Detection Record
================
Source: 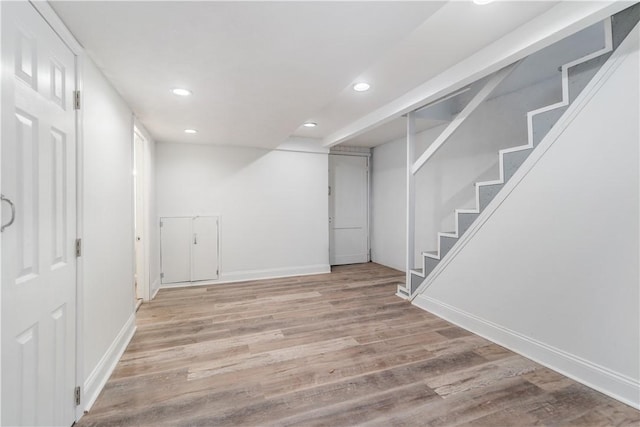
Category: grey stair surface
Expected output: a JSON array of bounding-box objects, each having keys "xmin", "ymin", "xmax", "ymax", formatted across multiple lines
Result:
[
  {"xmin": 478, "ymin": 183, "xmax": 503, "ymax": 211},
  {"xmin": 568, "ymin": 54, "xmax": 610, "ymax": 103},
  {"xmin": 503, "ymin": 148, "xmax": 533, "ymax": 182},
  {"xmin": 531, "ymin": 107, "xmax": 568, "ymax": 147},
  {"xmin": 406, "ymin": 5, "xmax": 639, "ymax": 297},
  {"xmin": 439, "ymin": 235, "xmax": 458, "ymax": 258},
  {"xmin": 457, "ymin": 212, "xmax": 480, "ymax": 237}
]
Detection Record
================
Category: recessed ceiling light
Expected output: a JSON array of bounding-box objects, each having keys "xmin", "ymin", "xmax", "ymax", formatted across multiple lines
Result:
[
  {"xmin": 353, "ymin": 82, "xmax": 370, "ymax": 92},
  {"xmin": 172, "ymin": 88, "xmax": 192, "ymax": 96},
  {"xmin": 184, "ymin": 129, "xmax": 198, "ymax": 134},
  {"xmin": 473, "ymin": 0, "xmax": 494, "ymax": 4},
  {"xmin": 303, "ymin": 122, "xmax": 317, "ymax": 128}
]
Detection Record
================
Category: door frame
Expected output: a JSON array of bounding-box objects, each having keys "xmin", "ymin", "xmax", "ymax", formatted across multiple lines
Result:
[
  {"xmin": 133, "ymin": 125, "xmax": 150, "ymax": 301},
  {"xmin": 328, "ymin": 152, "xmax": 371, "ymax": 265},
  {"xmin": 28, "ymin": 1, "xmax": 86, "ymax": 421}
]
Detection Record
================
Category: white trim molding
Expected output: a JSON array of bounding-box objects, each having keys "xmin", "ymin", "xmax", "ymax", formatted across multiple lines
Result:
[
  {"xmin": 82, "ymin": 313, "xmax": 136, "ymax": 414},
  {"xmin": 160, "ymin": 264, "xmax": 331, "ymax": 289},
  {"xmin": 414, "ymin": 295, "xmax": 640, "ymax": 409}
]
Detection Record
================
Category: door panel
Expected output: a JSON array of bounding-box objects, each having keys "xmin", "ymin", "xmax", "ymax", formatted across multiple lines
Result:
[
  {"xmin": 160, "ymin": 217, "xmax": 192, "ymax": 284},
  {"xmin": 192, "ymin": 217, "xmax": 219, "ymax": 282},
  {"xmin": 329, "ymin": 155, "xmax": 369, "ymax": 265},
  {"xmin": 1, "ymin": 2, "xmax": 77, "ymax": 426}
]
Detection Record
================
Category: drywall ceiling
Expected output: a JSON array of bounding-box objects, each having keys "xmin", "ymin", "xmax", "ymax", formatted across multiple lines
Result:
[
  {"xmin": 346, "ymin": 18, "xmax": 607, "ymax": 148},
  {"xmin": 51, "ymin": 1, "xmax": 563, "ymax": 149}
]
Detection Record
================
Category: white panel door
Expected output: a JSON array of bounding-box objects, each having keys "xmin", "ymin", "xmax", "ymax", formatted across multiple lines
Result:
[
  {"xmin": 134, "ymin": 131, "xmax": 146, "ymax": 299},
  {"xmin": 192, "ymin": 216, "xmax": 219, "ymax": 282},
  {"xmin": 160, "ymin": 217, "xmax": 192, "ymax": 284},
  {"xmin": 329, "ymin": 155, "xmax": 369, "ymax": 265},
  {"xmin": 1, "ymin": 2, "xmax": 77, "ymax": 426}
]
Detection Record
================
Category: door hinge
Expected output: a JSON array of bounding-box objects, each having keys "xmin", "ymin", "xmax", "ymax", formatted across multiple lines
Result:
[
  {"xmin": 74, "ymin": 386, "xmax": 81, "ymax": 406},
  {"xmin": 74, "ymin": 90, "xmax": 81, "ymax": 110},
  {"xmin": 160, "ymin": 220, "xmax": 163, "ymax": 227},
  {"xmin": 328, "ymin": 186, "xmax": 331, "ymax": 196},
  {"xmin": 75, "ymin": 238, "xmax": 82, "ymax": 257},
  {"xmin": 161, "ymin": 272, "xmax": 164, "ymax": 279}
]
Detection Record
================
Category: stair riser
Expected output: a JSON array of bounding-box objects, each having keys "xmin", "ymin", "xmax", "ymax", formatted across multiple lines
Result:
[
  {"xmin": 568, "ymin": 54, "xmax": 610, "ymax": 103},
  {"xmin": 478, "ymin": 184, "xmax": 503, "ymax": 211},
  {"xmin": 531, "ymin": 107, "xmax": 567, "ymax": 147},
  {"xmin": 502, "ymin": 149, "xmax": 533, "ymax": 182},
  {"xmin": 457, "ymin": 212, "xmax": 479, "ymax": 237},
  {"xmin": 612, "ymin": 3, "xmax": 640, "ymax": 51},
  {"xmin": 440, "ymin": 236, "xmax": 458, "ymax": 258},
  {"xmin": 410, "ymin": 273, "xmax": 423, "ymax": 294},
  {"xmin": 423, "ymin": 257, "xmax": 439, "ymax": 278}
]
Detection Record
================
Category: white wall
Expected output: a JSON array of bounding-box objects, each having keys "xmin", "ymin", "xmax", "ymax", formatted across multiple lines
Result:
[
  {"xmin": 81, "ymin": 58, "xmax": 136, "ymax": 407},
  {"xmin": 156, "ymin": 142, "xmax": 330, "ymax": 283},
  {"xmin": 416, "ymin": 33, "xmax": 639, "ymax": 407},
  {"xmin": 372, "ymin": 77, "xmax": 560, "ymax": 270}
]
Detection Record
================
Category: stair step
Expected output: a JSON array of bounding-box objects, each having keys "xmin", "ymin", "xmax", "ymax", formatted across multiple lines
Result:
[
  {"xmin": 439, "ymin": 235, "xmax": 458, "ymax": 258},
  {"xmin": 478, "ymin": 182, "xmax": 503, "ymax": 211},
  {"xmin": 612, "ymin": 3, "xmax": 640, "ymax": 51},
  {"xmin": 423, "ymin": 251, "xmax": 439, "ymax": 259},
  {"xmin": 531, "ymin": 107, "xmax": 568, "ymax": 147},
  {"xmin": 502, "ymin": 148, "xmax": 533, "ymax": 182},
  {"xmin": 457, "ymin": 211, "xmax": 479, "ymax": 237},
  {"xmin": 410, "ymin": 270, "xmax": 424, "ymax": 294},
  {"xmin": 396, "ymin": 285, "xmax": 410, "ymax": 299},
  {"xmin": 568, "ymin": 54, "xmax": 610, "ymax": 103}
]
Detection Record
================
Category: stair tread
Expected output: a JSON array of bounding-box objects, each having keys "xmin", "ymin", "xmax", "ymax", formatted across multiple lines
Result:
[{"xmin": 423, "ymin": 251, "xmax": 439, "ymax": 260}]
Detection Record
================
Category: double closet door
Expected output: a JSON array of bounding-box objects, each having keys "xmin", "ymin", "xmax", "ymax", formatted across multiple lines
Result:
[{"xmin": 160, "ymin": 216, "xmax": 219, "ymax": 284}]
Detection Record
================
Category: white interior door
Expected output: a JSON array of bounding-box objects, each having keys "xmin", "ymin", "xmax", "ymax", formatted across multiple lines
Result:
[
  {"xmin": 192, "ymin": 216, "xmax": 219, "ymax": 282},
  {"xmin": 329, "ymin": 155, "xmax": 369, "ymax": 265},
  {"xmin": 160, "ymin": 217, "xmax": 192, "ymax": 284},
  {"xmin": 1, "ymin": 2, "xmax": 77, "ymax": 425},
  {"xmin": 134, "ymin": 131, "xmax": 146, "ymax": 299}
]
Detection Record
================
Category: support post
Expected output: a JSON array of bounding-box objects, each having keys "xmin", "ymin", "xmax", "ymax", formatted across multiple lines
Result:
[{"xmin": 405, "ymin": 112, "xmax": 416, "ymax": 290}]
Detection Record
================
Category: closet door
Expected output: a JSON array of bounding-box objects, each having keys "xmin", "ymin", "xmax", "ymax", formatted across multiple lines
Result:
[
  {"xmin": 160, "ymin": 217, "xmax": 191, "ymax": 284},
  {"xmin": 192, "ymin": 216, "xmax": 219, "ymax": 282}
]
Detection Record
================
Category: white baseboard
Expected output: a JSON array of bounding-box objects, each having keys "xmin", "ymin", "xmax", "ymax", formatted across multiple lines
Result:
[
  {"xmin": 150, "ymin": 277, "xmax": 160, "ymax": 300},
  {"xmin": 413, "ymin": 295, "xmax": 640, "ymax": 410},
  {"xmin": 160, "ymin": 264, "xmax": 331, "ymax": 289},
  {"xmin": 82, "ymin": 313, "xmax": 136, "ymax": 413}
]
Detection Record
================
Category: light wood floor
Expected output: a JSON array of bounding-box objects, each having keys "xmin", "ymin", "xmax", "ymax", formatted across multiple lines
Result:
[{"xmin": 78, "ymin": 263, "xmax": 639, "ymax": 426}]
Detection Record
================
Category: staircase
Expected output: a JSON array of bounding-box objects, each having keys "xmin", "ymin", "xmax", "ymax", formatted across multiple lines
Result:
[{"xmin": 399, "ymin": 4, "xmax": 640, "ymax": 300}]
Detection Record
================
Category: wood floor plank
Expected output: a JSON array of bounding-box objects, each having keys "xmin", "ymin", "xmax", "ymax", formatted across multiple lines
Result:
[{"xmin": 76, "ymin": 263, "xmax": 639, "ymax": 426}]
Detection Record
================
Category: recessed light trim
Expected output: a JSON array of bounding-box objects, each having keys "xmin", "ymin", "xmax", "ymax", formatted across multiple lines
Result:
[
  {"xmin": 184, "ymin": 129, "xmax": 198, "ymax": 134},
  {"xmin": 303, "ymin": 122, "xmax": 317, "ymax": 128},
  {"xmin": 172, "ymin": 88, "xmax": 192, "ymax": 96},
  {"xmin": 353, "ymin": 82, "xmax": 371, "ymax": 92},
  {"xmin": 473, "ymin": 0, "xmax": 494, "ymax": 4}
]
